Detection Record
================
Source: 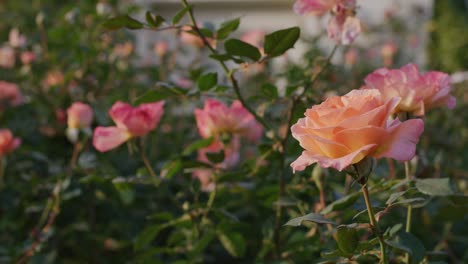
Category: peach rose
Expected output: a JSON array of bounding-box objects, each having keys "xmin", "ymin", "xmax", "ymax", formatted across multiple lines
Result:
[
  {"xmin": 291, "ymin": 89, "xmax": 424, "ymax": 172},
  {"xmin": 194, "ymin": 99, "xmax": 263, "ymax": 143},
  {"xmin": 0, "ymin": 129, "xmax": 21, "ymax": 156},
  {"xmin": 93, "ymin": 101, "xmax": 165, "ymax": 152},
  {"xmin": 362, "ymin": 64, "xmax": 456, "ymax": 116}
]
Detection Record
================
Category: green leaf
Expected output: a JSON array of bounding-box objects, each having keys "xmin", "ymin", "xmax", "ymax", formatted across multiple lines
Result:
[
  {"xmin": 134, "ymin": 87, "xmax": 186, "ymax": 104},
  {"xmin": 182, "ymin": 137, "xmax": 214, "ymax": 156},
  {"xmin": 113, "ymin": 182, "xmax": 135, "ymax": 205},
  {"xmin": 387, "ymin": 232, "xmax": 426, "ymax": 264},
  {"xmin": 101, "ymin": 15, "xmax": 143, "ymax": 30},
  {"xmin": 264, "ymin": 27, "xmax": 300, "ymax": 57},
  {"xmin": 284, "ymin": 213, "xmax": 336, "ymax": 227},
  {"xmin": 172, "ymin": 5, "xmax": 191, "ymax": 24},
  {"xmin": 261, "ymin": 83, "xmax": 278, "ymax": 99},
  {"xmin": 217, "ymin": 18, "xmax": 240, "ymax": 40},
  {"xmin": 197, "ymin": 72, "xmax": 218, "ymax": 91},
  {"xmin": 146, "ymin": 11, "xmax": 165, "ymax": 28},
  {"xmin": 217, "ymin": 231, "xmax": 246, "ymax": 258},
  {"xmin": 336, "ymin": 225, "xmax": 359, "ymax": 255},
  {"xmin": 321, "ymin": 192, "xmax": 361, "ymax": 214},
  {"xmin": 272, "ymin": 197, "xmax": 298, "ymax": 207},
  {"xmin": 134, "ymin": 224, "xmax": 163, "ymax": 250},
  {"xmin": 161, "ymin": 160, "xmax": 182, "ymax": 179},
  {"xmin": 224, "ymin": 39, "xmax": 261, "ymax": 61},
  {"xmin": 415, "ymin": 178, "xmax": 454, "ymax": 196},
  {"xmin": 189, "ymin": 230, "xmax": 216, "ymax": 258},
  {"xmin": 206, "ymin": 150, "xmax": 225, "ymax": 164},
  {"xmin": 386, "ymin": 190, "xmax": 409, "ymax": 205}
]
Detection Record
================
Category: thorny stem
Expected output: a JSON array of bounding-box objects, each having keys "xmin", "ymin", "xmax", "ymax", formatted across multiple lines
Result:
[
  {"xmin": 138, "ymin": 140, "xmax": 160, "ymax": 186},
  {"xmin": 16, "ymin": 141, "xmax": 85, "ymax": 264},
  {"xmin": 404, "ymin": 160, "xmax": 412, "ymax": 264},
  {"xmin": 361, "ymin": 184, "xmax": 388, "ymax": 264},
  {"xmin": 180, "ymin": 0, "xmax": 272, "ymax": 133},
  {"xmin": 354, "ymin": 165, "xmax": 387, "ymax": 264},
  {"xmin": 0, "ymin": 158, "xmax": 4, "ymax": 190}
]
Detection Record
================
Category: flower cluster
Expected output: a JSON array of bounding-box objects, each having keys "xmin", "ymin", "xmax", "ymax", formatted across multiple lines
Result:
[
  {"xmin": 291, "ymin": 63, "xmax": 456, "ymax": 172},
  {"xmin": 294, "ymin": 0, "xmax": 361, "ymax": 45}
]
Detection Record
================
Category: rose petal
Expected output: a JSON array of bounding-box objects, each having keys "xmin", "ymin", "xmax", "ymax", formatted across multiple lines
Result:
[
  {"xmin": 372, "ymin": 119, "xmax": 424, "ymax": 161},
  {"xmin": 93, "ymin": 126, "xmax": 131, "ymax": 152}
]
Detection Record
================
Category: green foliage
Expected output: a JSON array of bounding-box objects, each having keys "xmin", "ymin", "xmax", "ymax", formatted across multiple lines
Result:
[
  {"xmin": 0, "ymin": 1, "xmax": 466, "ymax": 263},
  {"xmin": 264, "ymin": 27, "xmax": 300, "ymax": 57}
]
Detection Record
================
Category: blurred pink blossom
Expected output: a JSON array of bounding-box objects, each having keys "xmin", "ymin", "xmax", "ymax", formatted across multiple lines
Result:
[
  {"xmin": 9, "ymin": 28, "xmax": 26, "ymax": 48},
  {"xmin": 154, "ymin": 41, "xmax": 169, "ymax": 57},
  {"xmin": 293, "ymin": 0, "xmax": 338, "ymax": 16},
  {"xmin": 362, "ymin": 63, "xmax": 456, "ymax": 116},
  {"xmin": 193, "ymin": 138, "xmax": 240, "ymax": 191},
  {"xmin": 344, "ymin": 48, "xmax": 358, "ymax": 67},
  {"xmin": 327, "ymin": 10, "xmax": 361, "ymax": 45},
  {"xmin": 0, "ymin": 46, "xmax": 15, "ymax": 68},
  {"xmin": 67, "ymin": 102, "xmax": 94, "ymax": 129},
  {"xmin": 194, "ymin": 99, "xmax": 263, "ymax": 143},
  {"xmin": 43, "ymin": 70, "xmax": 65, "ymax": 88},
  {"xmin": 113, "ymin": 42, "xmax": 134, "ymax": 58},
  {"xmin": 294, "ymin": 0, "xmax": 360, "ymax": 45},
  {"xmin": 20, "ymin": 51, "xmax": 35, "ymax": 65},
  {"xmin": 241, "ymin": 30, "xmax": 265, "ymax": 51},
  {"xmin": 93, "ymin": 101, "xmax": 165, "ymax": 152},
  {"xmin": 0, "ymin": 81, "xmax": 23, "ymax": 110},
  {"xmin": 380, "ymin": 41, "xmax": 398, "ymax": 67},
  {"xmin": 0, "ymin": 129, "xmax": 21, "ymax": 156},
  {"xmin": 180, "ymin": 25, "xmax": 215, "ymax": 48}
]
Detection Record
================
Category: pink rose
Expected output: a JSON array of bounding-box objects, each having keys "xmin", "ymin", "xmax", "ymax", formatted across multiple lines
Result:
[
  {"xmin": 293, "ymin": 0, "xmax": 338, "ymax": 16},
  {"xmin": 9, "ymin": 28, "xmax": 26, "ymax": 48},
  {"xmin": 67, "ymin": 102, "xmax": 94, "ymax": 129},
  {"xmin": 20, "ymin": 51, "xmax": 36, "ymax": 65},
  {"xmin": 380, "ymin": 41, "xmax": 398, "ymax": 67},
  {"xmin": 0, "ymin": 81, "xmax": 23, "ymax": 110},
  {"xmin": 362, "ymin": 64, "xmax": 456, "ymax": 116},
  {"xmin": 0, "ymin": 129, "xmax": 21, "ymax": 156},
  {"xmin": 154, "ymin": 41, "xmax": 169, "ymax": 57},
  {"xmin": 344, "ymin": 48, "xmax": 358, "ymax": 67},
  {"xmin": 194, "ymin": 99, "xmax": 263, "ymax": 143},
  {"xmin": 93, "ymin": 101, "xmax": 165, "ymax": 152},
  {"xmin": 43, "ymin": 70, "xmax": 64, "ymax": 88},
  {"xmin": 112, "ymin": 42, "xmax": 134, "ymax": 59},
  {"xmin": 290, "ymin": 89, "xmax": 424, "ymax": 172},
  {"xmin": 0, "ymin": 46, "xmax": 15, "ymax": 68},
  {"xmin": 327, "ymin": 12, "xmax": 361, "ymax": 45},
  {"xmin": 294, "ymin": 0, "xmax": 360, "ymax": 45}
]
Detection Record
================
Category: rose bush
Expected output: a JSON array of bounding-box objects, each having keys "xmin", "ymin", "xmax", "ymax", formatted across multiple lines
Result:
[{"xmin": 0, "ymin": 1, "xmax": 465, "ymax": 263}]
